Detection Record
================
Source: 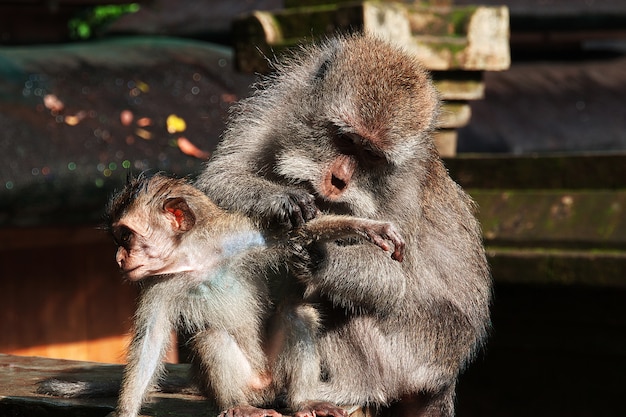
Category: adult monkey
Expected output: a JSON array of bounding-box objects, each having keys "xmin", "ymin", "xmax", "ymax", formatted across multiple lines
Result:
[{"xmin": 197, "ymin": 35, "xmax": 491, "ymax": 417}]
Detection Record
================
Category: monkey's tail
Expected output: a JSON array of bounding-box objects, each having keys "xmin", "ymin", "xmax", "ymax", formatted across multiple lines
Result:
[
  {"xmin": 36, "ymin": 375, "xmax": 200, "ymax": 398},
  {"xmin": 37, "ymin": 377, "xmax": 120, "ymax": 398}
]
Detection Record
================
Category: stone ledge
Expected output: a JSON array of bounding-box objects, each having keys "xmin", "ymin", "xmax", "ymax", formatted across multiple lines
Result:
[{"xmin": 233, "ymin": 2, "xmax": 510, "ymax": 73}]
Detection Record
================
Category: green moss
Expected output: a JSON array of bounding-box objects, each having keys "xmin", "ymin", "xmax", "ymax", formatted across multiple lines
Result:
[
  {"xmin": 448, "ymin": 6, "xmax": 478, "ymax": 35},
  {"xmin": 69, "ymin": 3, "xmax": 140, "ymax": 40}
]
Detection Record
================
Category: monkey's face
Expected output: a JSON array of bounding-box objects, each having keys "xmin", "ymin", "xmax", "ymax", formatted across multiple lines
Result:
[
  {"xmin": 274, "ymin": 36, "xmax": 439, "ymax": 217},
  {"xmin": 111, "ymin": 224, "xmax": 144, "ymax": 281},
  {"xmin": 106, "ymin": 174, "xmax": 206, "ymax": 281},
  {"xmin": 275, "ymin": 131, "xmax": 391, "ymax": 218},
  {"xmin": 110, "ymin": 209, "xmax": 182, "ymax": 281}
]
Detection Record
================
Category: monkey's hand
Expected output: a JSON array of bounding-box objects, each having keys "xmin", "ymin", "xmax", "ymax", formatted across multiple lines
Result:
[
  {"xmin": 220, "ymin": 405, "xmax": 283, "ymax": 417},
  {"xmin": 360, "ymin": 221, "xmax": 405, "ymax": 263},
  {"xmin": 286, "ymin": 232, "xmax": 316, "ymax": 284},
  {"xmin": 261, "ymin": 189, "xmax": 318, "ymax": 229}
]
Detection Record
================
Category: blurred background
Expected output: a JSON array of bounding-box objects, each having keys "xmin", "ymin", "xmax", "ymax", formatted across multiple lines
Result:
[{"xmin": 0, "ymin": 1, "xmax": 624, "ymax": 416}]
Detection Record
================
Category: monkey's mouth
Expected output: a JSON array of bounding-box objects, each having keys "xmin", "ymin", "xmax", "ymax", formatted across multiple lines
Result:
[{"xmin": 120, "ymin": 265, "xmax": 143, "ymax": 278}]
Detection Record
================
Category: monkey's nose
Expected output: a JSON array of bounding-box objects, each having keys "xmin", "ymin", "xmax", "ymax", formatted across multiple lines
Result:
[
  {"xmin": 331, "ymin": 174, "xmax": 347, "ymax": 191},
  {"xmin": 322, "ymin": 155, "xmax": 355, "ymax": 199}
]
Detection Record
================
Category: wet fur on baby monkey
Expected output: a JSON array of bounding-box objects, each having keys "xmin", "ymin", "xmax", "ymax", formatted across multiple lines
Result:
[{"xmin": 99, "ymin": 173, "xmax": 403, "ymax": 417}]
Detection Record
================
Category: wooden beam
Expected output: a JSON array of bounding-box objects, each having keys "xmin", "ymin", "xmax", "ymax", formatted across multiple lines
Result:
[{"xmin": 0, "ymin": 354, "xmax": 368, "ymax": 417}]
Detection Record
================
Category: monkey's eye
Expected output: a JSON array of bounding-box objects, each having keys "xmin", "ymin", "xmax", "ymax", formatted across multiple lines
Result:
[
  {"xmin": 113, "ymin": 226, "xmax": 133, "ymax": 248},
  {"xmin": 334, "ymin": 133, "xmax": 356, "ymax": 153},
  {"xmin": 363, "ymin": 147, "xmax": 386, "ymax": 164},
  {"xmin": 334, "ymin": 131, "xmax": 387, "ymax": 165}
]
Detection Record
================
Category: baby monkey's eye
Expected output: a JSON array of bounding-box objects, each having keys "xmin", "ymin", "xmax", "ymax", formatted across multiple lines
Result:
[{"xmin": 113, "ymin": 226, "xmax": 133, "ymax": 247}]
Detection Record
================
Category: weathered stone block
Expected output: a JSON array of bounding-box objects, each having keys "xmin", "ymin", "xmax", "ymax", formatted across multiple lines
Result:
[{"xmin": 233, "ymin": 2, "xmax": 510, "ymax": 73}]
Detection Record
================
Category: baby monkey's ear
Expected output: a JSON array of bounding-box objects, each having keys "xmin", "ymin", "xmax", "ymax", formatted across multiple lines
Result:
[{"xmin": 164, "ymin": 197, "xmax": 196, "ymax": 232}]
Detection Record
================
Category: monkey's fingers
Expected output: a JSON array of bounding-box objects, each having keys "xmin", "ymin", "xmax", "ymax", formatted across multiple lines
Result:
[
  {"xmin": 268, "ymin": 190, "xmax": 317, "ymax": 228},
  {"xmin": 387, "ymin": 233, "xmax": 405, "ymax": 263},
  {"xmin": 287, "ymin": 192, "xmax": 318, "ymax": 225},
  {"xmin": 367, "ymin": 233, "xmax": 393, "ymax": 253},
  {"xmin": 364, "ymin": 225, "xmax": 405, "ymax": 263},
  {"xmin": 380, "ymin": 224, "xmax": 405, "ymax": 262},
  {"xmin": 391, "ymin": 246, "xmax": 404, "ymax": 262},
  {"xmin": 220, "ymin": 405, "xmax": 282, "ymax": 417},
  {"xmin": 391, "ymin": 240, "xmax": 405, "ymax": 262}
]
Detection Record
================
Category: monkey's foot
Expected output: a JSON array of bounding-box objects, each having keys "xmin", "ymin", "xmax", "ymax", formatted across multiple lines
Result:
[
  {"xmin": 220, "ymin": 405, "xmax": 282, "ymax": 417},
  {"xmin": 294, "ymin": 401, "xmax": 349, "ymax": 417}
]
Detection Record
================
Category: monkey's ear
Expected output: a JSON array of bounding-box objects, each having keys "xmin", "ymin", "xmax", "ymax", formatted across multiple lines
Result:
[{"xmin": 164, "ymin": 198, "xmax": 196, "ymax": 232}]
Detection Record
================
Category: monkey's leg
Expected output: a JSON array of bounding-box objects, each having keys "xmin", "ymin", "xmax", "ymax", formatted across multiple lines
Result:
[
  {"xmin": 191, "ymin": 329, "xmax": 281, "ymax": 417},
  {"xmin": 376, "ymin": 385, "xmax": 455, "ymax": 417},
  {"xmin": 116, "ymin": 307, "xmax": 173, "ymax": 417},
  {"xmin": 276, "ymin": 303, "xmax": 321, "ymax": 399},
  {"xmin": 269, "ymin": 304, "xmax": 347, "ymax": 417}
]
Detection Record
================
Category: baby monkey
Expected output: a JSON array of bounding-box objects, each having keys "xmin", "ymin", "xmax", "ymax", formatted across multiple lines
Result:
[{"xmin": 100, "ymin": 174, "xmax": 403, "ymax": 417}]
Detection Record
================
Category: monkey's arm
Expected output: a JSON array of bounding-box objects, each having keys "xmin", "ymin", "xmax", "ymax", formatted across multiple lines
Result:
[
  {"xmin": 307, "ymin": 242, "xmax": 407, "ymax": 314},
  {"xmin": 116, "ymin": 288, "xmax": 174, "ymax": 417},
  {"xmin": 302, "ymin": 215, "xmax": 405, "ymax": 262},
  {"xmin": 197, "ymin": 137, "xmax": 317, "ymax": 229}
]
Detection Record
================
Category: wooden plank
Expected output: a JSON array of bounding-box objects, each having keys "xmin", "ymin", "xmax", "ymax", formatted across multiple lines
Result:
[
  {"xmin": 443, "ymin": 154, "xmax": 626, "ymax": 288},
  {"xmin": 472, "ymin": 187, "xmax": 626, "ymax": 288},
  {"xmin": 284, "ymin": 0, "xmax": 454, "ymax": 7},
  {"xmin": 433, "ymin": 129, "xmax": 457, "ymax": 158},
  {"xmin": 438, "ymin": 102, "xmax": 471, "ymax": 128},
  {"xmin": 0, "ymin": 355, "xmax": 369, "ymax": 417},
  {"xmin": 0, "ymin": 354, "xmax": 210, "ymax": 417},
  {"xmin": 433, "ymin": 71, "xmax": 485, "ymax": 100}
]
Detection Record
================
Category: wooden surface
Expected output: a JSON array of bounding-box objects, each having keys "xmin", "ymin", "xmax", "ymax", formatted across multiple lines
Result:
[
  {"xmin": 0, "ymin": 354, "xmax": 213, "ymax": 417},
  {"xmin": 0, "ymin": 354, "xmax": 372, "ymax": 417}
]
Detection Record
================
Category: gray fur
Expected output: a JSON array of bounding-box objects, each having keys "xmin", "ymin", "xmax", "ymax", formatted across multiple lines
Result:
[
  {"xmin": 38, "ymin": 174, "xmax": 405, "ymax": 417},
  {"xmin": 197, "ymin": 35, "xmax": 491, "ymax": 417}
]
